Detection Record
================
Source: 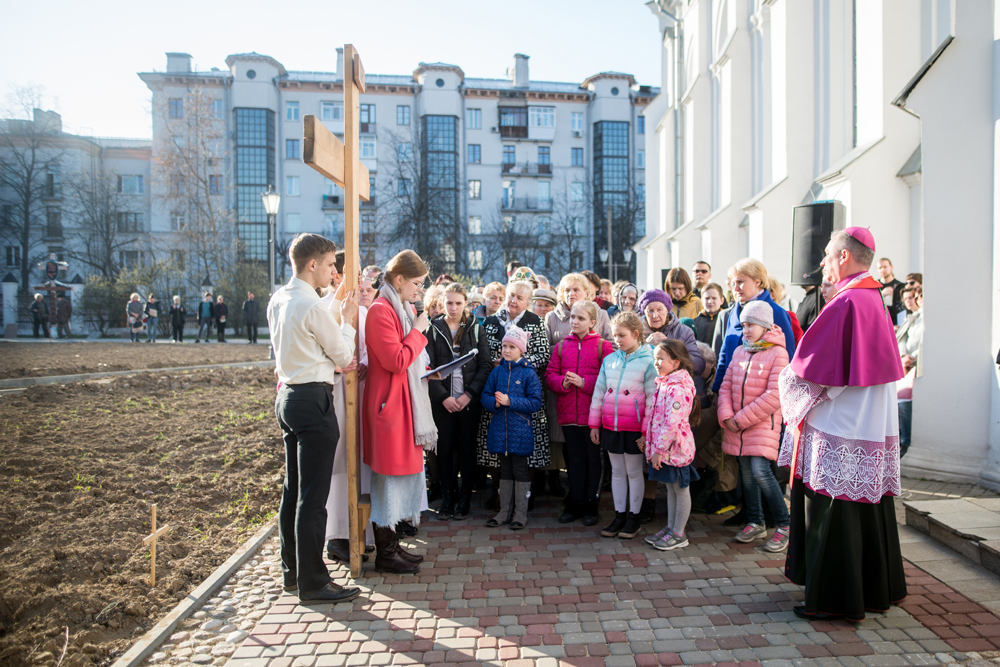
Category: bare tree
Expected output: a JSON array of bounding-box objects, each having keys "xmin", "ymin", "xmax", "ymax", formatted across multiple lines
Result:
[
  {"xmin": 545, "ymin": 174, "xmax": 591, "ymax": 277},
  {"xmin": 0, "ymin": 84, "xmax": 65, "ymax": 290},
  {"xmin": 595, "ymin": 179, "xmax": 646, "ymax": 283},
  {"xmin": 63, "ymin": 167, "xmax": 144, "ymax": 279}
]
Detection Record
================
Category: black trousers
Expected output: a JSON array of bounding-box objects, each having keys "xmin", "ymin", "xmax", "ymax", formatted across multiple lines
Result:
[
  {"xmin": 432, "ymin": 402, "xmax": 481, "ymax": 494},
  {"xmin": 499, "ymin": 453, "xmax": 530, "ymax": 482},
  {"xmin": 172, "ymin": 325, "xmax": 184, "ymax": 342},
  {"xmin": 564, "ymin": 425, "xmax": 603, "ymax": 508},
  {"xmin": 216, "ymin": 323, "xmax": 226, "ymax": 341},
  {"xmin": 33, "ymin": 320, "xmax": 50, "ymax": 338},
  {"xmin": 246, "ymin": 324, "xmax": 258, "ymax": 343},
  {"xmin": 275, "ymin": 383, "xmax": 340, "ymax": 593}
]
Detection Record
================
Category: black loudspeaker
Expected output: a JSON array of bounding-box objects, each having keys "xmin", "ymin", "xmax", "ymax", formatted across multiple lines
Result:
[{"xmin": 790, "ymin": 200, "xmax": 846, "ymax": 286}]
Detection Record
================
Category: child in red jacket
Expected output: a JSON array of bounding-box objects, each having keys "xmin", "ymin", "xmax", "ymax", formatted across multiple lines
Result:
[{"xmin": 545, "ymin": 301, "xmax": 614, "ymax": 526}]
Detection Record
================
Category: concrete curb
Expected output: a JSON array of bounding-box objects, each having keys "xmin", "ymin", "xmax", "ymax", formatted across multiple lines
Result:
[
  {"xmin": 0, "ymin": 360, "xmax": 275, "ymax": 390},
  {"xmin": 109, "ymin": 519, "xmax": 277, "ymax": 667}
]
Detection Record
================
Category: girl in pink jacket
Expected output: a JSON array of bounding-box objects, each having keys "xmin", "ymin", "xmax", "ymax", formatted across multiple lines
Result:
[
  {"xmin": 642, "ymin": 340, "xmax": 701, "ymax": 551},
  {"xmin": 717, "ymin": 300, "xmax": 790, "ymax": 552},
  {"xmin": 546, "ymin": 301, "xmax": 614, "ymax": 526}
]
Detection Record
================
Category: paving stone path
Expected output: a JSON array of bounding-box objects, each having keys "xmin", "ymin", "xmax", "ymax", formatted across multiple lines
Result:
[{"xmin": 216, "ymin": 491, "xmax": 1000, "ymax": 667}]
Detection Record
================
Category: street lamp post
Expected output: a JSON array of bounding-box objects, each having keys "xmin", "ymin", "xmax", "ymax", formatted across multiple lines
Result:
[{"xmin": 261, "ymin": 185, "xmax": 281, "ymax": 359}]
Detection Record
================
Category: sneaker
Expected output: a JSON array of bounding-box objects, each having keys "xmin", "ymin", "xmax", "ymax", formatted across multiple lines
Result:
[
  {"xmin": 764, "ymin": 526, "xmax": 790, "ymax": 553},
  {"xmin": 644, "ymin": 526, "xmax": 672, "ymax": 546},
  {"xmin": 734, "ymin": 523, "xmax": 767, "ymax": 543},
  {"xmin": 653, "ymin": 533, "xmax": 689, "ymax": 551}
]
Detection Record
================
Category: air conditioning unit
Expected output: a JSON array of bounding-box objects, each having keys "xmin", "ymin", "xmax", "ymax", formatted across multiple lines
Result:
[
  {"xmin": 490, "ymin": 126, "xmax": 498, "ymax": 133},
  {"xmin": 572, "ymin": 130, "xmax": 582, "ymax": 138}
]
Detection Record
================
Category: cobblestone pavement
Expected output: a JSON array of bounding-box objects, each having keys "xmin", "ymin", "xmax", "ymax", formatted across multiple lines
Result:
[{"xmin": 214, "ymin": 478, "xmax": 1000, "ymax": 667}]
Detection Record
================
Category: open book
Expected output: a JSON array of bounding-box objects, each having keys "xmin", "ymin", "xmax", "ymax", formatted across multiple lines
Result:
[{"xmin": 422, "ymin": 349, "xmax": 478, "ymax": 380}]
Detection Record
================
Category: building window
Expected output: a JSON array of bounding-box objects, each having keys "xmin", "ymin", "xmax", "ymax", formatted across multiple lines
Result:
[
  {"xmin": 285, "ymin": 101, "xmax": 300, "ymax": 121},
  {"xmin": 286, "ymin": 139, "xmax": 300, "ymax": 159},
  {"xmin": 537, "ymin": 216, "xmax": 550, "ymax": 236},
  {"xmin": 46, "ymin": 209, "xmax": 62, "ymax": 237},
  {"xmin": 637, "ymin": 116, "xmax": 645, "ymax": 134},
  {"xmin": 538, "ymin": 182, "xmax": 551, "ymax": 208},
  {"xmin": 5, "ymin": 245, "xmax": 20, "ymax": 267},
  {"xmin": 361, "ymin": 137, "xmax": 376, "ymax": 159},
  {"xmin": 117, "ymin": 175, "xmax": 143, "ymax": 195},
  {"xmin": 468, "ymin": 249, "xmax": 483, "ymax": 270},
  {"xmin": 119, "ymin": 251, "xmax": 140, "ymax": 268},
  {"xmin": 168, "ymin": 98, "xmax": 183, "ymax": 119},
  {"xmin": 286, "ymin": 176, "xmax": 300, "ymax": 196},
  {"xmin": 321, "ymin": 101, "xmax": 343, "ymax": 121},
  {"xmin": 116, "ymin": 212, "xmax": 142, "ymax": 233},
  {"xmin": 209, "ymin": 174, "xmax": 222, "ymax": 194},
  {"xmin": 503, "ymin": 145, "xmax": 516, "ymax": 166},
  {"xmin": 396, "ymin": 105, "xmax": 410, "ymax": 125},
  {"xmin": 572, "ymin": 217, "xmax": 583, "ymax": 235},
  {"xmin": 537, "ymin": 146, "xmax": 550, "ymax": 165},
  {"xmin": 467, "ymin": 144, "xmax": 481, "ymax": 164},
  {"xmin": 468, "ymin": 180, "xmax": 481, "ymax": 199},
  {"xmin": 211, "ymin": 100, "xmax": 224, "ymax": 119},
  {"xmin": 571, "ymin": 112, "xmax": 584, "ymax": 132},
  {"xmin": 170, "ymin": 250, "xmax": 185, "ymax": 270},
  {"xmin": 324, "ymin": 178, "xmax": 336, "ymax": 196},
  {"xmin": 594, "ymin": 120, "xmax": 630, "ymax": 261},
  {"xmin": 324, "ymin": 213, "xmax": 342, "ymax": 238},
  {"xmin": 638, "ymin": 183, "xmax": 645, "ymax": 203},
  {"xmin": 637, "ymin": 150, "xmax": 645, "ymax": 169},
  {"xmin": 529, "ymin": 107, "xmax": 555, "ymax": 128},
  {"xmin": 571, "ymin": 182, "xmax": 585, "ymax": 202},
  {"xmin": 571, "ymin": 147, "xmax": 584, "ymax": 167},
  {"xmin": 468, "ymin": 215, "xmax": 482, "ymax": 235},
  {"xmin": 466, "ymin": 108, "xmax": 481, "ymax": 129},
  {"xmin": 397, "ymin": 178, "xmax": 412, "ymax": 196},
  {"xmin": 499, "ymin": 107, "xmax": 528, "ymax": 138},
  {"xmin": 361, "ymin": 212, "xmax": 376, "ymax": 244},
  {"xmin": 234, "ymin": 107, "xmax": 275, "ymax": 262},
  {"xmin": 503, "ymin": 181, "xmax": 516, "ymax": 209},
  {"xmin": 286, "ymin": 213, "xmax": 301, "ymax": 233},
  {"xmin": 397, "ymin": 142, "xmax": 412, "ymax": 162},
  {"xmin": 360, "ymin": 104, "xmax": 376, "ymax": 124},
  {"xmin": 170, "ymin": 211, "xmax": 186, "ymax": 230}
]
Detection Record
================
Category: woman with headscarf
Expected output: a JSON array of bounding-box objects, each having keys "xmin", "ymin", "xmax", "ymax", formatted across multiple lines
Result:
[
  {"xmin": 607, "ymin": 283, "xmax": 639, "ymax": 319},
  {"xmin": 477, "ymin": 280, "xmax": 552, "ymax": 510},
  {"xmin": 364, "ymin": 250, "xmax": 435, "ymax": 574}
]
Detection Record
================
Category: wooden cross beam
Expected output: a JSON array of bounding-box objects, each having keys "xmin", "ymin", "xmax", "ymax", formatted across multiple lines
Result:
[
  {"xmin": 141, "ymin": 504, "xmax": 171, "ymax": 587},
  {"xmin": 302, "ymin": 43, "xmax": 371, "ymax": 578}
]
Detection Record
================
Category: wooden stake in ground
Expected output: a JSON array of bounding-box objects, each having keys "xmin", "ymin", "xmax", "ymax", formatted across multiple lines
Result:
[
  {"xmin": 302, "ymin": 43, "xmax": 371, "ymax": 578},
  {"xmin": 142, "ymin": 504, "xmax": 171, "ymax": 587}
]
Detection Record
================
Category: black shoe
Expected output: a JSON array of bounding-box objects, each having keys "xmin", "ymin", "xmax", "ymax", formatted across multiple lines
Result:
[
  {"xmin": 618, "ymin": 512, "xmax": 641, "ymax": 539},
  {"xmin": 453, "ymin": 490, "xmax": 471, "ymax": 519},
  {"xmin": 724, "ymin": 508, "xmax": 747, "ymax": 526},
  {"xmin": 283, "ymin": 581, "xmax": 297, "ymax": 592},
  {"xmin": 582, "ymin": 514, "xmax": 600, "ymax": 526},
  {"xmin": 437, "ymin": 491, "xmax": 455, "ymax": 520},
  {"xmin": 510, "ymin": 521, "xmax": 525, "ymax": 531},
  {"xmin": 326, "ymin": 539, "xmax": 368, "ymax": 563},
  {"xmin": 582, "ymin": 500, "xmax": 600, "ymax": 526},
  {"xmin": 638, "ymin": 498, "xmax": 655, "ymax": 524},
  {"xmin": 396, "ymin": 520, "xmax": 418, "ymax": 537},
  {"xmin": 601, "ymin": 512, "xmax": 627, "ymax": 538},
  {"xmin": 547, "ymin": 470, "xmax": 566, "ymax": 498},
  {"xmin": 486, "ymin": 518, "xmax": 500, "ymax": 527},
  {"xmin": 793, "ymin": 605, "xmax": 843, "ymax": 621},
  {"xmin": 299, "ymin": 583, "xmax": 361, "ymax": 603},
  {"xmin": 558, "ymin": 510, "xmax": 578, "ymax": 524}
]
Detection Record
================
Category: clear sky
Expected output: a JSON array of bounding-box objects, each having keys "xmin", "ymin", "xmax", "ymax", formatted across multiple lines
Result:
[{"xmin": 1, "ymin": 0, "xmax": 662, "ymax": 139}]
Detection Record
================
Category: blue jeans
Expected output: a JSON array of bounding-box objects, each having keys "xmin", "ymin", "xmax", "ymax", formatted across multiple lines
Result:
[
  {"xmin": 898, "ymin": 401, "xmax": 912, "ymax": 458},
  {"xmin": 198, "ymin": 322, "xmax": 211, "ymax": 340},
  {"xmin": 738, "ymin": 455, "xmax": 790, "ymax": 527},
  {"xmin": 146, "ymin": 317, "xmax": 158, "ymax": 342}
]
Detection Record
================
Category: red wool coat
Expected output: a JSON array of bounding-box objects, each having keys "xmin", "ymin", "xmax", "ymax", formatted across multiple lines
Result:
[{"xmin": 363, "ymin": 297, "xmax": 427, "ymax": 476}]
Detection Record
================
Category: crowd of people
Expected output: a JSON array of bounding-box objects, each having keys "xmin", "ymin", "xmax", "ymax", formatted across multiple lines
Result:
[{"xmin": 268, "ymin": 229, "xmax": 915, "ymax": 622}]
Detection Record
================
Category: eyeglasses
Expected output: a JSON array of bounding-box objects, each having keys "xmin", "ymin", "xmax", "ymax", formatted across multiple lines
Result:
[
  {"xmin": 906, "ymin": 280, "xmax": 917, "ymax": 285},
  {"xmin": 411, "ymin": 279, "xmax": 425, "ymax": 289}
]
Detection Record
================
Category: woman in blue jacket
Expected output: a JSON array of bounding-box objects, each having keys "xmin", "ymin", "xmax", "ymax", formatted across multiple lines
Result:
[{"xmin": 481, "ymin": 326, "xmax": 543, "ymax": 530}]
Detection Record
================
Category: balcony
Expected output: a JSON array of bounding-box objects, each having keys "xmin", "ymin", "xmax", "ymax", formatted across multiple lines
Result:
[
  {"xmin": 499, "ymin": 125, "xmax": 527, "ymax": 139},
  {"xmin": 501, "ymin": 162, "xmax": 552, "ymax": 177},
  {"xmin": 502, "ymin": 196, "xmax": 552, "ymax": 212},
  {"xmin": 359, "ymin": 122, "xmax": 376, "ymax": 134},
  {"xmin": 41, "ymin": 184, "xmax": 62, "ymax": 200}
]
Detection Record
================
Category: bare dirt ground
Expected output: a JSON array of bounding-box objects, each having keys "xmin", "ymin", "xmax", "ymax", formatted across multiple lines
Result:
[
  {"xmin": 0, "ymin": 367, "xmax": 284, "ymax": 667},
  {"xmin": 0, "ymin": 342, "xmax": 270, "ymax": 380}
]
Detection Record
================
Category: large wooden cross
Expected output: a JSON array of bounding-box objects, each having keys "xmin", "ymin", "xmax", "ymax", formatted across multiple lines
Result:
[{"xmin": 302, "ymin": 44, "xmax": 371, "ymax": 578}]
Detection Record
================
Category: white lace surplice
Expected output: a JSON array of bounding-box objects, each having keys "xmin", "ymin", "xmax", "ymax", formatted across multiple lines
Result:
[{"xmin": 777, "ymin": 366, "xmax": 901, "ymax": 504}]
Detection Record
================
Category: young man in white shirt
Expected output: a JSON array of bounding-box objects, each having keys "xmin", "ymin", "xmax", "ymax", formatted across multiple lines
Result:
[{"xmin": 268, "ymin": 233, "xmax": 361, "ymax": 603}]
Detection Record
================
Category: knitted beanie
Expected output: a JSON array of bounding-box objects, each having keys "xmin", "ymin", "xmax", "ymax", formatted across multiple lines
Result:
[
  {"xmin": 502, "ymin": 326, "xmax": 529, "ymax": 354},
  {"xmin": 679, "ymin": 317, "xmax": 698, "ymax": 337},
  {"xmin": 635, "ymin": 288, "xmax": 673, "ymax": 315},
  {"xmin": 740, "ymin": 300, "xmax": 774, "ymax": 329}
]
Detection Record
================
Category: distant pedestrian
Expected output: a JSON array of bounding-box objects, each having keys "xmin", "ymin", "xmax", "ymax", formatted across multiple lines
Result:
[
  {"xmin": 691, "ymin": 261, "xmax": 712, "ymax": 297},
  {"xmin": 126, "ymin": 293, "xmax": 144, "ymax": 343},
  {"xmin": 216, "ymin": 295, "xmax": 229, "ymax": 342},
  {"xmin": 197, "ymin": 292, "xmax": 214, "ymax": 343},
  {"xmin": 145, "ymin": 294, "xmax": 162, "ymax": 343},
  {"xmin": 170, "ymin": 295, "xmax": 186, "ymax": 343},
  {"xmin": 243, "ymin": 292, "xmax": 260, "ymax": 344},
  {"xmin": 29, "ymin": 293, "xmax": 50, "ymax": 339},
  {"xmin": 55, "ymin": 294, "xmax": 72, "ymax": 339}
]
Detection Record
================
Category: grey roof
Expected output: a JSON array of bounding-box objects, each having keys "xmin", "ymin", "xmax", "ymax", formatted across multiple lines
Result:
[
  {"xmin": 2, "ymin": 272, "xmax": 18, "ymax": 283},
  {"xmin": 464, "ymin": 78, "xmax": 588, "ymax": 94},
  {"xmin": 897, "ymin": 145, "xmax": 921, "ymax": 177},
  {"xmin": 285, "ymin": 71, "xmax": 415, "ymax": 86}
]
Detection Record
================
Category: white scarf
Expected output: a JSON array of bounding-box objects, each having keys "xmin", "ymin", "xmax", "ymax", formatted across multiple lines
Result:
[
  {"xmin": 379, "ymin": 284, "xmax": 438, "ymax": 452},
  {"xmin": 496, "ymin": 307, "xmax": 526, "ymax": 333}
]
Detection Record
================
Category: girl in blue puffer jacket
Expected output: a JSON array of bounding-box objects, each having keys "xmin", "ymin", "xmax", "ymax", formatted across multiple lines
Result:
[{"xmin": 481, "ymin": 326, "xmax": 544, "ymax": 530}]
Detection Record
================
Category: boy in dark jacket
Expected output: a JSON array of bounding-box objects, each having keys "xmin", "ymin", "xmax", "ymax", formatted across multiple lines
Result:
[
  {"xmin": 481, "ymin": 327, "xmax": 543, "ymax": 530},
  {"xmin": 197, "ymin": 293, "xmax": 214, "ymax": 343},
  {"xmin": 170, "ymin": 296, "xmax": 186, "ymax": 343}
]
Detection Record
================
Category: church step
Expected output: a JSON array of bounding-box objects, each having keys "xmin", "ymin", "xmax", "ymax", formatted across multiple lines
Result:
[{"xmin": 904, "ymin": 498, "xmax": 1000, "ymax": 577}]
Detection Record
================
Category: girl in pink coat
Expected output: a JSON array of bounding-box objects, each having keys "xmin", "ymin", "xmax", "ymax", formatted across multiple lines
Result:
[
  {"xmin": 717, "ymin": 300, "xmax": 790, "ymax": 552},
  {"xmin": 642, "ymin": 340, "xmax": 701, "ymax": 551},
  {"xmin": 545, "ymin": 301, "xmax": 614, "ymax": 526}
]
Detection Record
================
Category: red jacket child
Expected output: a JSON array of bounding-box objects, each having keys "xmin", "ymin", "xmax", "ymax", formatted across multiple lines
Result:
[{"xmin": 545, "ymin": 330, "xmax": 614, "ymax": 426}]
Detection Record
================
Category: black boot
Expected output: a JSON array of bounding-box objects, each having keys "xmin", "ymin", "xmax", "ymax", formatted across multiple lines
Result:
[
  {"xmin": 582, "ymin": 500, "xmax": 600, "ymax": 527},
  {"xmin": 436, "ymin": 490, "xmax": 454, "ymax": 520},
  {"xmin": 481, "ymin": 477, "xmax": 499, "ymax": 509},
  {"xmin": 374, "ymin": 525, "xmax": 419, "ymax": 574},
  {"xmin": 394, "ymin": 527, "xmax": 424, "ymax": 564},
  {"xmin": 326, "ymin": 539, "xmax": 368, "ymax": 563},
  {"xmin": 453, "ymin": 488, "xmax": 472, "ymax": 519},
  {"xmin": 600, "ymin": 511, "xmax": 627, "ymax": 538},
  {"xmin": 618, "ymin": 512, "xmax": 641, "ymax": 539},
  {"xmin": 558, "ymin": 499, "xmax": 580, "ymax": 524},
  {"xmin": 548, "ymin": 470, "xmax": 566, "ymax": 498},
  {"xmin": 638, "ymin": 497, "xmax": 656, "ymax": 524},
  {"xmin": 395, "ymin": 519, "xmax": 418, "ymax": 536},
  {"xmin": 428, "ymin": 481, "xmax": 442, "ymax": 503}
]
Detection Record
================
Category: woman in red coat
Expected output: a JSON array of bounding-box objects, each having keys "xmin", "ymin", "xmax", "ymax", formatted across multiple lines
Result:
[{"xmin": 363, "ymin": 249, "xmax": 434, "ymax": 574}]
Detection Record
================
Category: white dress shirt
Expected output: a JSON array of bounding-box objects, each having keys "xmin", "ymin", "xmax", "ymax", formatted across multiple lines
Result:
[{"xmin": 267, "ymin": 277, "xmax": 356, "ymax": 385}]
